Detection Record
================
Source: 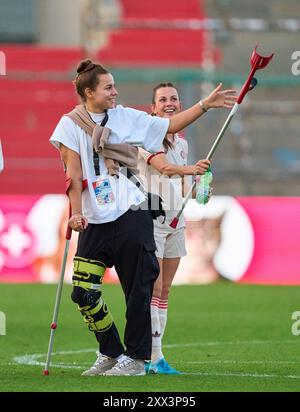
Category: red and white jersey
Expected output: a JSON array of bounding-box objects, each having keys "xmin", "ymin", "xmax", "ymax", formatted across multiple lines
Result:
[
  {"xmin": 138, "ymin": 134, "xmax": 188, "ymax": 230},
  {"xmin": 165, "ymin": 134, "xmax": 188, "ymax": 167}
]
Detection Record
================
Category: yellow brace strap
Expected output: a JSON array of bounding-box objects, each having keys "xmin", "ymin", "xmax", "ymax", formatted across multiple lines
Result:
[
  {"xmin": 72, "ymin": 257, "xmax": 106, "ymax": 290},
  {"xmin": 73, "ymin": 257, "xmax": 106, "ymax": 278},
  {"xmin": 79, "ymin": 298, "xmax": 113, "ymax": 332}
]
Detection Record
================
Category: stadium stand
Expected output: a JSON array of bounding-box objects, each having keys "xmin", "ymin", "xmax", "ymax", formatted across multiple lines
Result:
[{"xmin": 0, "ymin": 0, "xmax": 299, "ymax": 196}]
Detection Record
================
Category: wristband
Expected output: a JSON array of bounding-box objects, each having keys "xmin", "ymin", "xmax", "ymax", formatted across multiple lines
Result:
[{"xmin": 199, "ymin": 100, "xmax": 208, "ymax": 112}]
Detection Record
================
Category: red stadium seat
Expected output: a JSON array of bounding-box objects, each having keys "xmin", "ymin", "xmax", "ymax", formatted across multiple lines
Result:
[
  {"xmin": 97, "ymin": 0, "xmax": 210, "ymax": 66},
  {"xmin": 0, "ymin": 78, "xmax": 77, "ymax": 193},
  {"xmin": 121, "ymin": 0, "xmax": 205, "ymax": 19},
  {"xmin": 0, "ymin": 45, "xmax": 83, "ymax": 73},
  {"xmin": 97, "ymin": 30, "xmax": 207, "ymax": 66}
]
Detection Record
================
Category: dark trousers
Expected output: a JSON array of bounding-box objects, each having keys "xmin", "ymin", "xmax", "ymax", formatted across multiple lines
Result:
[{"xmin": 74, "ymin": 208, "xmax": 159, "ymax": 360}]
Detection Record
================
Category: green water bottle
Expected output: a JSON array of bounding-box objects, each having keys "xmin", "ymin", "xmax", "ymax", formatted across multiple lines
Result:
[{"xmin": 196, "ymin": 167, "xmax": 213, "ymax": 205}]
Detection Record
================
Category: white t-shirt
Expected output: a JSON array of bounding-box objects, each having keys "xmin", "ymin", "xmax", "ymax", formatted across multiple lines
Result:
[
  {"xmin": 50, "ymin": 104, "xmax": 169, "ymax": 224},
  {"xmin": 138, "ymin": 134, "xmax": 188, "ymax": 230}
]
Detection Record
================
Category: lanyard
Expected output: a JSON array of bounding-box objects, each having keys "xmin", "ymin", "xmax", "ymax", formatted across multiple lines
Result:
[{"xmin": 90, "ymin": 111, "xmax": 108, "ymax": 176}]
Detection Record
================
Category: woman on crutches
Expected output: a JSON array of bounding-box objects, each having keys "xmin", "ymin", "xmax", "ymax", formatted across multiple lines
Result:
[{"xmin": 48, "ymin": 59, "xmax": 237, "ymax": 377}]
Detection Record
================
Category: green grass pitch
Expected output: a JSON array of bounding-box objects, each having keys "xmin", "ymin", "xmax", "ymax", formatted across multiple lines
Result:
[{"xmin": 0, "ymin": 281, "xmax": 299, "ymax": 392}]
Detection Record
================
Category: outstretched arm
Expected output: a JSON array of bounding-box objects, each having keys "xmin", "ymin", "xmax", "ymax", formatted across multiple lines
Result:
[
  {"xmin": 60, "ymin": 144, "xmax": 88, "ymax": 232},
  {"xmin": 168, "ymin": 83, "xmax": 237, "ymax": 134}
]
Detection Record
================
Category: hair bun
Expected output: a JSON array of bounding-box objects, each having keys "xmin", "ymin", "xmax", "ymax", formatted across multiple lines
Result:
[{"xmin": 77, "ymin": 59, "xmax": 93, "ymax": 74}]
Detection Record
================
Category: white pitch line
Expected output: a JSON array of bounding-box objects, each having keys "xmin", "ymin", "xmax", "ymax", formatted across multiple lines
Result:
[
  {"xmin": 184, "ymin": 371, "xmax": 300, "ymax": 380},
  {"xmin": 184, "ymin": 360, "xmax": 300, "ymax": 364},
  {"xmin": 164, "ymin": 339, "xmax": 299, "ymax": 349},
  {"xmin": 11, "ymin": 349, "xmax": 96, "ymax": 369},
  {"xmin": 10, "ymin": 340, "xmax": 300, "ymax": 381}
]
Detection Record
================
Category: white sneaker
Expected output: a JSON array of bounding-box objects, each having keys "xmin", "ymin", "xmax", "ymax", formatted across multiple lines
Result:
[
  {"xmin": 104, "ymin": 355, "xmax": 146, "ymax": 376},
  {"xmin": 81, "ymin": 351, "xmax": 118, "ymax": 376}
]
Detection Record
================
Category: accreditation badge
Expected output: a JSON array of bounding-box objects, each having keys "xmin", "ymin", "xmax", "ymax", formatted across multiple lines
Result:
[{"xmin": 93, "ymin": 177, "xmax": 115, "ymax": 206}]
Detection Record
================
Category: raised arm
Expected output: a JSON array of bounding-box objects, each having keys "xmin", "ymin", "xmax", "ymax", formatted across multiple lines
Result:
[
  {"xmin": 60, "ymin": 144, "xmax": 88, "ymax": 232},
  {"xmin": 168, "ymin": 83, "xmax": 237, "ymax": 134}
]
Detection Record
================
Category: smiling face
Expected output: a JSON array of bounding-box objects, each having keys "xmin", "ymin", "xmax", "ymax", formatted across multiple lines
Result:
[
  {"xmin": 151, "ymin": 86, "xmax": 182, "ymax": 118},
  {"xmin": 85, "ymin": 73, "xmax": 118, "ymax": 111}
]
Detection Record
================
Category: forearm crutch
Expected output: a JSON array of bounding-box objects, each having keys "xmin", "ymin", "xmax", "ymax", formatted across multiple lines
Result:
[
  {"xmin": 43, "ymin": 178, "xmax": 73, "ymax": 376},
  {"xmin": 170, "ymin": 46, "xmax": 274, "ymax": 229}
]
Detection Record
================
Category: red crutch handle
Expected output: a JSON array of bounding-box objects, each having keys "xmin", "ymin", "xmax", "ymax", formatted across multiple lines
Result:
[{"xmin": 237, "ymin": 46, "xmax": 274, "ymax": 104}]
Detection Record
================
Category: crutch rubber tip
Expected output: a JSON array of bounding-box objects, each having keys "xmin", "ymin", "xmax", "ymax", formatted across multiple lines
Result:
[
  {"xmin": 169, "ymin": 218, "xmax": 179, "ymax": 229},
  {"xmin": 43, "ymin": 370, "xmax": 49, "ymax": 376},
  {"xmin": 51, "ymin": 323, "xmax": 57, "ymax": 329}
]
